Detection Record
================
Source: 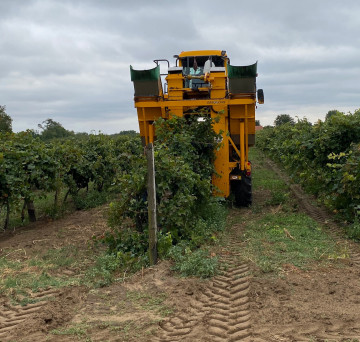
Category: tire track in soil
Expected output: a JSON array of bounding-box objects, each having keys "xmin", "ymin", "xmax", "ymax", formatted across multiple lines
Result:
[
  {"xmin": 259, "ymin": 158, "xmax": 360, "ymax": 341},
  {"xmin": 152, "ymin": 233, "xmax": 251, "ymax": 342},
  {"xmin": 0, "ymin": 289, "xmax": 60, "ymax": 341},
  {"xmin": 253, "ymin": 323, "xmax": 360, "ymax": 342}
]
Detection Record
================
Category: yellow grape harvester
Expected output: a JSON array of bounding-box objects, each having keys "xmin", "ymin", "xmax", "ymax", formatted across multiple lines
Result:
[{"xmin": 130, "ymin": 50, "xmax": 264, "ymax": 206}]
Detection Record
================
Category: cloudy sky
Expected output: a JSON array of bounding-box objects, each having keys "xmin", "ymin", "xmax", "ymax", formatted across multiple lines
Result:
[{"xmin": 1, "ymin": 0, "xmax": 359, "ymax": 133}]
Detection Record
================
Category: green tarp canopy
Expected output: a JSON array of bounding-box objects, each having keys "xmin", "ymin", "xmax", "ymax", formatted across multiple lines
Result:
[
  {"xmin": 130, "ymin": 65, "xmax": 160, "ymax": 81},
  {"xmin": 227, "ymin": 62, "xmax": 257, "ymax": 78}
]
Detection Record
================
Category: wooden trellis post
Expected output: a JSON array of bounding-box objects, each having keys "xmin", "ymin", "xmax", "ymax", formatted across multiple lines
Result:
[{"xmin": 146, "ymin": 143, "xmax": 158, "ymax": 265}]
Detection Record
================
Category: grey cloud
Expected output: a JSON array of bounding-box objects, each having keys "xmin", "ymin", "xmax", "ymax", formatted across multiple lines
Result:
[{"xmin": 1, "ymin": 0, "xmax": 360, "ymax": 132}]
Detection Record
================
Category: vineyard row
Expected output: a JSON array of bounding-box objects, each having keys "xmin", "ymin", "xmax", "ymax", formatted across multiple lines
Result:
[
  {"xmin": 0, "ymin": 131, "xmax": 142, "ymax": 229},
  {"xmin": 256, "ymin": 109, "xmax": 360, "ymax": 224}
]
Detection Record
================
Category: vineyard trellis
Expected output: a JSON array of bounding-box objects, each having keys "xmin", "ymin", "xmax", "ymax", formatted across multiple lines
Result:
[
  {"xmin": 256, "ymin": 109, "xmax": 360, "ymax": 227},
  {"xmin": 0, "ymin": 131, "xmax": 142, "ymax": 230}
]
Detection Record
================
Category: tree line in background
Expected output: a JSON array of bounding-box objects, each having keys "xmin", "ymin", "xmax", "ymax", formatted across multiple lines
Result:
[
  {"xmin": 0, "ymin": 106, "xmax": 137, "ymax": 139},
  {"xmin": 0, "ymin": 106, "xmax": 13, "ymax": 134},
  {"xmin": 257, "ymin": 109, "xmax": 360, "ymax": 238}
]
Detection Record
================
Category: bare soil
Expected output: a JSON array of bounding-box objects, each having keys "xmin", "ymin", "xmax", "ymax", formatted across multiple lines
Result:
[{"xmin": 1, "ymin": 177, "xmax": 360, "ymax": 341}]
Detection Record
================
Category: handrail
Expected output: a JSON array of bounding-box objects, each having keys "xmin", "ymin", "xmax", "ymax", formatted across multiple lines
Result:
[{"xmin": 153, "ymin": 59, "xmax": 170, "ymax": 68}]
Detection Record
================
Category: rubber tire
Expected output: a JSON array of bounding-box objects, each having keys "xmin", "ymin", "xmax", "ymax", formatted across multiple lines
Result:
[{"xmin": 232, "ymin": 174, "xmax": 252, "ymax": 207}]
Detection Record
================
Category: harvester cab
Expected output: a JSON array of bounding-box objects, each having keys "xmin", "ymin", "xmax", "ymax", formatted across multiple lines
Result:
[{"xmin": 130, "ymin": 50, "xmax": 264, "ymax": 206}]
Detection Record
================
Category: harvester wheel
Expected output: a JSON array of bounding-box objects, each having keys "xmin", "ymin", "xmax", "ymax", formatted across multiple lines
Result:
[{"xmin": 232, "ymin": 174, "xmax": 252, "ymax": 207}]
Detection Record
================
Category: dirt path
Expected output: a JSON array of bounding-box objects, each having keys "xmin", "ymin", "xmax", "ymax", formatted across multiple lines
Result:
[
  {"xmin": 250, "ymin": 159, "xmax": 360, "ymax": 341},
  {"xmin": 151, "ymin": 232, "xmax": 251, "ymax": 342},
  {"xmin": 1, "ymin": 157, "xmax": 360, "ymax": 341}
]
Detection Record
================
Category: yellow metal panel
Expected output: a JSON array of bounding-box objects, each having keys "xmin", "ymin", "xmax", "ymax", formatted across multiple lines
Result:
[
  {"xmin": 149, "ymin": 124, "xmax": 154, "ymax": 143},
  {"xmin": 240, "ymin": 121, "xmax": 245, "ymax": 171},
  {"xmin": 167, "ymin": 107, "xmax": 184, "ymax": 118},
  {"xmin": 142, "ymin": 108, "xmax": 148, "ymax": 145},
  {"xmin": 138, "ymin": 120, "xmax": 145, "ymax": 137},
  {"xmin": 179, "ymin": 50, "xmax": 225, "ymax": 58},
  {"xmin": 248, "ymin": 120, "xmax": 255, "ymax": 134},
  {"xmin": 245, "ymin": 105, "xmax": 248, "ymax": 164},
  {"xmin": 229, "ymin": 104, "xmax": 255, "ymax": 119},
  {"xmin": 137, "ymin": 107, "xmax": 162, "ymax": 142},
  {"xmin": 211, "ymin": 105, "xmax": 230, "ymax": 197},
  {"xmin": 167, "ymin": 74, "xmax": 183, "ymax": 100},
  {"xmin": 135, "ymin": 98, "xmax": 255, "ymax": 108}
]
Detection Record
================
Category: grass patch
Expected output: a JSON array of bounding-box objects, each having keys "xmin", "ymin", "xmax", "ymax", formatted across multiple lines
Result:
[
  {"xmin": 40, "ymin": 246, "xmax": 80, "ymax": 268},
  {"xmin": 236, "ymin": 148, "xmax": 349, "ymax": 274},
  {"xmin": 0, "ymin": 244, "xmax": 124, "ymax": 303},
  {"xmin": 126, "ymin": 290, "xmax": 174, "ymax": 317},
  {"xmin": 252, "ymin": 166, "xmax": 288, "ymax": 192},
  {"xmin": 83, "ymin": 253, "xmax": 122, "ymax": 288},
  {"xmin": 251, "ymin": 148, "xmax": 288, "ymax": 192},
  {"xmin": 51, "ymin": 322, "xmax": 90, "ymax": 339},
  {"xmin": 0, "ymin": 267, "xmax": 80, "ymax": 302},
  {"xmin": 240, "ymin": 212, "xmax": 347, "ymax": 273},
  {"xmin": 250, "ymin": 148, "xmax": 292, "ymax": 211}
]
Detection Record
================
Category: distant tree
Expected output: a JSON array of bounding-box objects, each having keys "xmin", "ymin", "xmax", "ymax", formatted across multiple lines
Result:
[
  {"xmin": 109, "ymin": 130, "xmax": 139, "ymax": 138},
  {"xmin": 0, "ymin": 105, "xmax": 13, "ymax": 133},
  {"xmin": 118, "ymin": 130, "xmax": 138, "ymax": 136},
  {"xmin": 38, "ymin": 118, "xmax": 74, "ymax": 140},
  {"xmin": 274, "ymin": 114, "xmax": 295, "ymax": 127},
  {"xmin": 255, "ymin": 120, "xmax": 261, "ymax": 126},
  {"xmin": 325, "ymin": 109, "xmax": 343, "ymax": 121},
  {"xmin": 75, "ymin": 132, "xmax": 89, "ymax": 139}
]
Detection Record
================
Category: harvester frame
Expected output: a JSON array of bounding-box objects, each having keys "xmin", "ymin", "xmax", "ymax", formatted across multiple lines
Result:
[{"xmin": 130, "ymin": 50, "xmax": 264, "ymax": 206}]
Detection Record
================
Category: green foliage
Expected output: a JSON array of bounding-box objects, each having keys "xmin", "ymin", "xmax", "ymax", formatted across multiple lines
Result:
[
  {"xmin": 72, "ymin": 189, "xmax": 110, "ymax": 210},
  {"xmin": 168, "ymin": 243, "xmax": 218, "ymax": 278},
  {"xmin": 0, "ymin": 105, "xmax": 12, "ymax": 133},
  {"xmin": 84, "ymin": 254, "xmax": 122, "ymax": 287},
  {"xmin": 274, "ymin": 114, "xmax": 295, "ymax": 127},
  {"xmin": 256, "ymin": 110, "xmax": 360, "ymax": 221},
  {"xmin": 325, "ymin": 109, "xmax": 343, "ymax": 121},
  {"xmin": 0, "ymin": 131, "xmax": 142, "ymax": 229},
  {"xmin": 0, "ymin": 131, "xmax": 61, "ymax": 228},
  {"xmin": 116, "ymin": 130, "xmax": 138, "ymax": 136},
  {"xmin": 107, "ymin": 115, "xmax": 221, "ymax": 236},
  {"xmin": 101, "ymin": 228, "xmax": 148, "ymax": 257},
  {"xmin": 105, "ymin": 114, "xmax": 227, "ymax": 276},
  {"xmin": 157, "ymin": 231, "xmax": 173, "ymax": 258},
  {"xmin": 346, "ymin": 216, "xmax": 360, "ymax": 240},
  {"xmin": 254, "ymin": 126, "xmax": 276, "ymax": 152}
]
